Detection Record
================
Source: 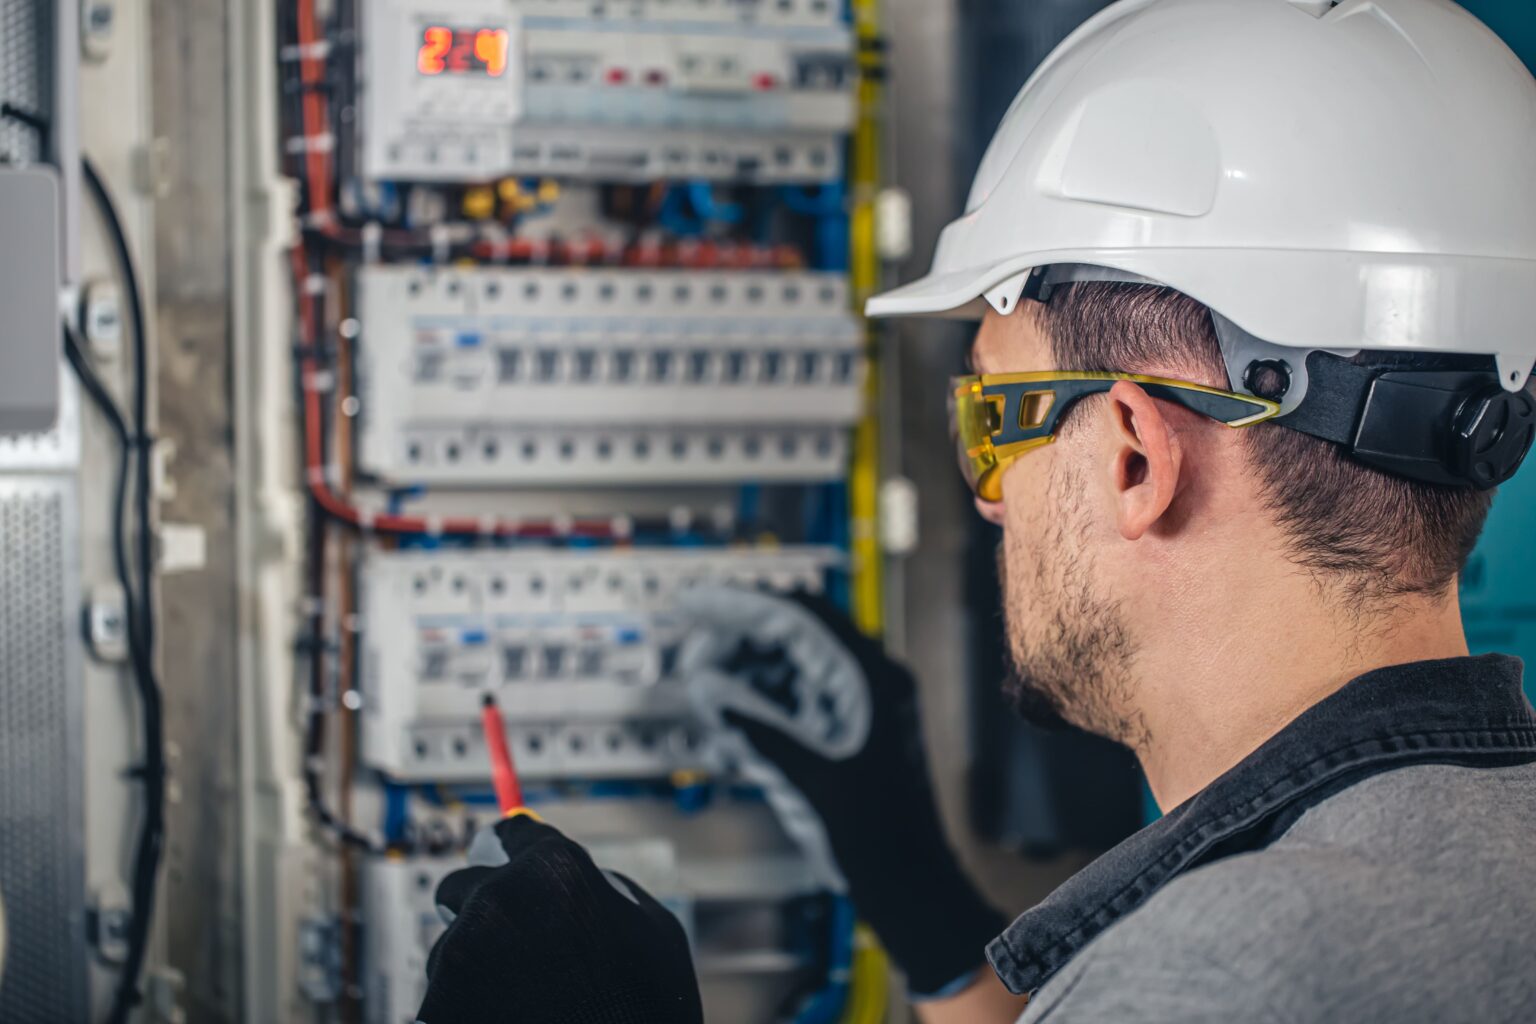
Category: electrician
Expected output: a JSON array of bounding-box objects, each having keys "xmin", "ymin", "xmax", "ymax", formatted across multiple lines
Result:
[{"xmin": 414, "ymin": 1, "xmax": 1536, "ymax": 1021}]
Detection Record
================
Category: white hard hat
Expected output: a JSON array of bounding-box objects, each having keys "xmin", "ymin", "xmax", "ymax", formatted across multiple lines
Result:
[{"xmin": 870, "ymin": 0, "xmax": 1536, "ymax": 486}]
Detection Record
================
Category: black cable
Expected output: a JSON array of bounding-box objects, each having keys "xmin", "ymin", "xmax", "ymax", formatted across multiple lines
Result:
[
  {"xmin": 77, "ymin": 155, "xmax": 165, "ymax": 1024},
  {"xmin": 82, "ymin": 158, "xmax": 154, "ymax": 654},
  {"xmin": 64, "ymin": 322, "xmax": 165, "ymax": 1020},
  {"xmin": 0, "ymin": 100, "xmax": 50, "ymax": 156},
  {"xmin": 63, "ymin": 325, "xmax": 142, "ymax": 668}
]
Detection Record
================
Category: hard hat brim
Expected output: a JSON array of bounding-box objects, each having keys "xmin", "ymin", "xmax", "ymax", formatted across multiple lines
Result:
[
  {"xmin": 866, "ymin": 264, "xmax": 1003, "ymax": 321},
  {"xmin": 867, "ymin": 247, "xmax": 1536, "ymax": 393}
]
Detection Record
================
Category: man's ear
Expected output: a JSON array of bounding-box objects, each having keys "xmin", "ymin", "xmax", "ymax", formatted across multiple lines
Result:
[{"xmin": 1104, "ymin": 381, "xmax": 1182, "ymax": 541}]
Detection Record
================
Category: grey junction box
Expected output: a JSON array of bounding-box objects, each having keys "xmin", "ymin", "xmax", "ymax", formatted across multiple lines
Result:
[{"xmin": 0, "ymin": 166, "xmax": 61, "ymax": 436}]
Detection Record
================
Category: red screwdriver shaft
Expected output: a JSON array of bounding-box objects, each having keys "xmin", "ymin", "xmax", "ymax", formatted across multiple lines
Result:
[{"xmin": 480, "ymin": 694, "xmax": 524, "ymax": 816}]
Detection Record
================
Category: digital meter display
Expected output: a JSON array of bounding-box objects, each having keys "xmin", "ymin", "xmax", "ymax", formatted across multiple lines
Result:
[{"xmin": 417, "ymin": 25, "xmax": 510, "ymax": 77}]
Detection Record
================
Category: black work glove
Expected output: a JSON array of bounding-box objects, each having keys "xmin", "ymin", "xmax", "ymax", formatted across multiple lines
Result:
[
  {"xmin": 418, "ymin": 813, "xmax": 703, "ymax": 1024},
  {"xmin": 681, "ymin": 587, "xmax": 1007, "ymax": 997}
]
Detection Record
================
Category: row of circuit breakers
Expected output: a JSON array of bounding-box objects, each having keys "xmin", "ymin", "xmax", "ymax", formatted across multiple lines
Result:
[
  {"xmin": 359, "ymin": 545, "xmax": 836, "ymax": 780},
  {"xmin": 363, "ymin": 0, "xmax": 857, "ymax": 182},
  {"xmin": 357, "ymin": 268, "xmax": 864, "ymax": 484}
]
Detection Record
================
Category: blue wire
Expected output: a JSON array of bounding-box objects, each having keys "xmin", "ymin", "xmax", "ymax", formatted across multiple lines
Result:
[
  {"xmin": 659, "ymin": 185, "xmax": 702, "ymax": 237},
  {"xmin": 792, "ymin": 896, "xmax": 856, "ymax": 1024},
  {"xmin": 686, "ymin": 181, "xmax": 742, "ymax": 224},
  {"xmin": 382, "ymin": 780, "xmax": 411, "ymax": 845},
  {"xmin": 737, "ymin": 484, "xmax": 762, "ymax": 531}
]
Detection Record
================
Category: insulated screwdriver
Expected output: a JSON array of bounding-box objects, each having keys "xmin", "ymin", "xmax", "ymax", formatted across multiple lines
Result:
[{"xmin": 479, "ymin": 693, "xmax": 530, "ymax": 817}]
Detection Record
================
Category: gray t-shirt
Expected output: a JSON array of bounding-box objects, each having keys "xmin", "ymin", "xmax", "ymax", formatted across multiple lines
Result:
[{"xmin": 1017, "ymin": 761, "xmax": 1536, "ymax": 1023}]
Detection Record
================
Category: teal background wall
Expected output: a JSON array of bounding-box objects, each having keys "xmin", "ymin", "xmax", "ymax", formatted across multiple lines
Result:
[
  {"xmin": 1458, "ymin": 0, "xmax": 1536, "ymax": 74},
  {"xmin": 1456, "ymin": 0, "xmax": 1536, "ymax": 701}
]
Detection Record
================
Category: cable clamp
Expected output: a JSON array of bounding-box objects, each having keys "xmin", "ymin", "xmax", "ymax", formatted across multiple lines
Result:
[{"xmin": 122, "ymin": 761, "xmax": 168, "ymax": 784}]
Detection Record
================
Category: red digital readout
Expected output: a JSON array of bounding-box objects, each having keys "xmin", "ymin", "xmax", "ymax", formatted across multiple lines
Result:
[{"xmin": 417, "ymin": 26, "xmax": 510, "ymax": 77}]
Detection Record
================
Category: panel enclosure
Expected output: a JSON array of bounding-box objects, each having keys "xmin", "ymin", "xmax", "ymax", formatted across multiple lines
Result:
[
  {"xmin": 355, "ymin": 267, "xmax": 865, "ymax": 485},
  {"xmin": 358, "ymin": 545, "xmax": 837, "ymax": 780}
]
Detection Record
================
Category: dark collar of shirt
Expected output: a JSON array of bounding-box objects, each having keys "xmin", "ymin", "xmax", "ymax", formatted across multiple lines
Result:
[{"xmin": 987, "ymin": 654, "xmax": 1536, "ymax": 996}]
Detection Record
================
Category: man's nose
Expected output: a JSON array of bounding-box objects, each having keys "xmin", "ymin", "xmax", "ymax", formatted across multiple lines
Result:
[{"xmin": 975, "ymin": 496, "xmax": 1005, "ymax": 526}]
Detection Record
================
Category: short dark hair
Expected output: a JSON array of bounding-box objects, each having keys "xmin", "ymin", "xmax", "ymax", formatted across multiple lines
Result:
[{"xmin": 1031, "ymin": 281, "xmax": 1493, "ymax": 601}]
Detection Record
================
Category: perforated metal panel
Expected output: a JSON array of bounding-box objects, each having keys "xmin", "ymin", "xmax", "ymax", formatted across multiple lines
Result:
[
  {"xmin": 0, "ymin": 479, "xmax": 87, "ymax": 1023},
  {"xmin": 0, "ymin": 0, "xmax": 48, "ymax": 166}
]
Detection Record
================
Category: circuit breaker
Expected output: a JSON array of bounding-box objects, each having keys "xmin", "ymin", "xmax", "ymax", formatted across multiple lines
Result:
[
  {"xmin": 354, "ymin": 267, "xmax": 865, "ymax": 485},
  {"xmin": 358, "ymin": 545, "xmax": 837, "ymax": 780},
  {"xmin": 360, "ymin": 0, "xmax": 856, "ymax": 182}
]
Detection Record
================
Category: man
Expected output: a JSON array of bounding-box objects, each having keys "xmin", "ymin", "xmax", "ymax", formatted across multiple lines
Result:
[{"xmin": 417, "ymin": 0, "xmax": 1536, "ymax": 1020}]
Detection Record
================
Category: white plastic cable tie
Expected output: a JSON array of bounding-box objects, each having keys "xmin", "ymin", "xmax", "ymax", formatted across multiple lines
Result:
[
  {"xmin": 669, "ymin": 506, "xmax": 694, "ymax": 533},
  {"xmin": 362, "ymin": 221, "xmax": 383, "ymax": 265},
  {"xmin": 611, "ymin": 515, "xmax": 634, "ymax": 539},
  {"xmin": 354, "ymin": 507, "xmax": 376, "ymax": 533},
  {"xmin": 302, "ymin": 207, "xmax": 336, "ymax": 232},
  {"xmin": 279, "ymin": 40, "xmax": 331, "ymax": 62},
  {"xmin": 304, "ymin": 273, "xmax": 328, "ymax": 296},
  {"xmin": 430, "ymin": 224, "xmax": 451, "ymax": 265},
  {"xmin": 479, "ymin": 514, "xmax": 500, "ymax": 537},
  {"xmin": 306, "ymin": 466, "xmax": 328, "ymax": 488},
  {"xmin": 284, "ymin": 132, "xmax": 334, "ymax": 155},
  {"xmin": 553, "ymin": 514, "xmax": 575, "ymax": 537},
  {"xmin": 306, "ymin": 367, "xmax": 335, "ymax": 393}
]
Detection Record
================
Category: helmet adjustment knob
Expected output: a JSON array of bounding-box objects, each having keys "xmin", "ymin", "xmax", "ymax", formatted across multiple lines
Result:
[
  {"xmin": 1451, "ymin": 387, "xmax": 1536, "ymax": 489},
  {"xmin": 1243, "ymin": 360, "xmax": 1292, "ymax": 402}
]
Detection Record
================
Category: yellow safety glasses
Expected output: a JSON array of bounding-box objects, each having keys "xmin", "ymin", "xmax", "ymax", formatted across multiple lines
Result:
[{"xmin": 951, "ymin": 371, "xmax": 1282, "ymax": 502}]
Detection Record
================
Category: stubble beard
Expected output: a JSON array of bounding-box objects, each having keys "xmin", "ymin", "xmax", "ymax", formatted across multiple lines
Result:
[{"xmin": 997, "ymin": 464, "xmax": 1147, "ymax": 751}]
